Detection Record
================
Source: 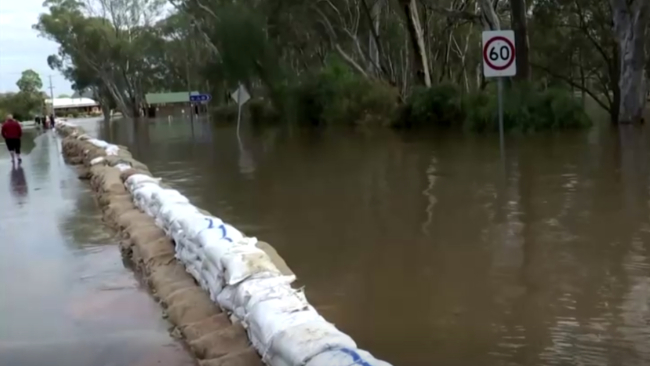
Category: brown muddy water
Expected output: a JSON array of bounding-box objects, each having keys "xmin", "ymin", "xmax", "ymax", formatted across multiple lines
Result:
[
  {"xmin": 100, "ymin": 118, "xmax": 650, "ymax": 366},
  {"xmin": 0, "ymin": 123, "xmax": 195, "ymax": 366}
]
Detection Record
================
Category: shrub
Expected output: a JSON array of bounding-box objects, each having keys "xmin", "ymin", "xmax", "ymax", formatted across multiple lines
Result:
[
  {"xmin": 396, "ymin": 81, "xmax": 590, "ymax": 132},
  {"xmin": 395, "ymin": 83, "xmax": 464, "ymax": 128},
  {"xmin": 291, "ymin": 59, "xmax": 399, "ymax": 126},
  {"xmin": 463, "ymin": 83, "xmax": 591, "ymax": 132}
]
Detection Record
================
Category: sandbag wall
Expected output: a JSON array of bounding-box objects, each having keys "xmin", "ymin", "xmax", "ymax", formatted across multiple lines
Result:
[{"xmin": 55, "ymin": 121, "xmax": 393, "ymax": 366}]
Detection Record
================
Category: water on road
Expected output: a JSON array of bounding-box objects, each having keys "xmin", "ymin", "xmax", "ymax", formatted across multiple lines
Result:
[
  {"xmin": 0, "ymin": 124, "xmax": 195, "ymax": 366},
  {"xmin": 101, "ymin": 118, "xmax": 650, "ymax": 366}
]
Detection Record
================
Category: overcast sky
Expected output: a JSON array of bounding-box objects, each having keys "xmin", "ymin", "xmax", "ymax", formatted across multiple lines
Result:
[{"xmin": 0, "ymin": 0, "xmax": 73, "ymax": 95}]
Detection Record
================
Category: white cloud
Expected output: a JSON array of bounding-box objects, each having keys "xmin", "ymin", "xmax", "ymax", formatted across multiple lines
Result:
[{"xmin": 0, "ymin": 0, "xmax": 73, "ymax": 95}]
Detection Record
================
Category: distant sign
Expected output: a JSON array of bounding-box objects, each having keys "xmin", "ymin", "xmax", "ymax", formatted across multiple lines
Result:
[
  {"xmin": 190, "ymin": 93, "xmax": 212, "ymax": 102},
  {"xmin": 230, "ymin": 85, "xmax": 250, "ymax": 106},
  {"xmin": 482, "ymin": 30, "xmax": 517, "ymax": 78}
]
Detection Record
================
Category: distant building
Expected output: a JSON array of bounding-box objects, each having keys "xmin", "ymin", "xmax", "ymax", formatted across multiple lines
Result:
[
  {"xmin": 145, "ymin": 92, "xmax": 191, "ymax": 118},
  {"xmin": 145, "ymin": 91, "xmax": 207, "ymax": 118},
  {"xmin": 45, "ymin": 97, "xmax": 100, "ymax": 115}
]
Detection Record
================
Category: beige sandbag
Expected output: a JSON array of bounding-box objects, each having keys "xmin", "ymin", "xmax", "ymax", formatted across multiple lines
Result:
[
  {"xmin": 89, "ymin": 165, "xmax": 108, "ymax": 190},
  {"xmin": 116, "ymin": 209, "xmax": 151, "ymax": 231},
  {"xmin": 97, "ymin": 192, "xmax": 135, "ymax": 209},
  {"xmin": 148, "ymin": 264, "xmax": 197, "ymax": 301},
  {"xmin": 138, "ymin": 237, "xmax": 176, "ymax": 268},
  {"xmin": 120, "ymin": 168, "xmax": 152, "ymax": 182},
  {"xmin": 99, "ymin": 168, "xmax": 126, "ymax": 195},
  {"xmin": 181, "ymin": 313, "xmax": 232, "ymax": 341},
  {"xmin": 189, "ymin": 323, "xmax": 251, "ymax": 360},
  {"xmin": 104, "ymin": 198, "xmax": 136, "ymax": 227},
  {"xmin": 128, "ymin": 226, "xmax": 167, "ymax": 251},
  {"xmin": 77, "ymin": 166, "xmax": 91, "ymax": 180},
  {"xmin": 198, "ymin": 348, "xmax": 263, "ymax": 366},
  {"xmin": 166, "ymin": 289, "xmax": 219, "ymax": 325},
  {"xmin": 83, "ymin": 146, "xmax": 107, "ymax": 165}
]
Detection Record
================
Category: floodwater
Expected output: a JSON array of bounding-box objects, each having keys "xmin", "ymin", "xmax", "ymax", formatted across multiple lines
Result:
[
  {"xmin": 100, "ymin": 117, "xmax": 650, "ymax": 366},
  {"xmin": 0, "ymin": 122, "xmax": 195, "ymax": 366}
]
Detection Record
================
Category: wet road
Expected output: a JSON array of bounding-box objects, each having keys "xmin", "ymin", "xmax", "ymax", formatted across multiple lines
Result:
[
  {"xmin": 0, "ymin": 123, "xmax": 195, "ymax": 366},
  {"xmin": 99, "ymin": 118, "xmax": 650, "ymax": 366}
]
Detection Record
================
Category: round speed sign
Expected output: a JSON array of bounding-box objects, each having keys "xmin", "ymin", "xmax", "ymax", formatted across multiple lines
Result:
[{"xmin": 483, "ymin": 36, "xmax": 515, "ymax": 71}]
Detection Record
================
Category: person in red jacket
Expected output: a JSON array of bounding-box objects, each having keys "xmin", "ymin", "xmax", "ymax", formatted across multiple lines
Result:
[{"xmin": 2, "ymin": 114, "xmax": 23, "ymax": 163}]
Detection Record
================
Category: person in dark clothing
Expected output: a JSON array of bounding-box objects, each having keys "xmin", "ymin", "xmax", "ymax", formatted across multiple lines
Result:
[{"xmin": 2, "ymin": 114, "xmax": 23, "ymax": 163}]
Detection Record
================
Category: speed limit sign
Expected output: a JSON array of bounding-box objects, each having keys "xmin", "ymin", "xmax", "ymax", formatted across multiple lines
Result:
[{"xmin": 482, "ymin": 30, "xmax": 517, "ymax": 78}]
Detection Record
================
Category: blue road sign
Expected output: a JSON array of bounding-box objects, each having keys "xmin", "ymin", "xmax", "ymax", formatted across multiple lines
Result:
[{"xmin": 189, "ymin": 94, "xmax": 212, "ymax": 102}]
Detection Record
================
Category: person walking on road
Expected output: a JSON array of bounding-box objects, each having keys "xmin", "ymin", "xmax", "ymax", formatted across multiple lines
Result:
[{"xmin": 2, "ymin": 114, "xmax": 23, "ymax": 164}]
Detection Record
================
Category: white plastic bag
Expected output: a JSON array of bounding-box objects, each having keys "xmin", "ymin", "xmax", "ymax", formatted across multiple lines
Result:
[
  {"xmin": 305, "ymin": 348, "xmax": 393, "ymax": 366},
  {"xmin": 265, "ymin": 321, "xmax": 357, "ymax": 366}
]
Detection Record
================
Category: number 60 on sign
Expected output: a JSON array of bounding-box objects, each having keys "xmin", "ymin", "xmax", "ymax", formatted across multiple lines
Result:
[{"xmin": 482, "ymin": 30, "xmax": 517, "ymax": 78}]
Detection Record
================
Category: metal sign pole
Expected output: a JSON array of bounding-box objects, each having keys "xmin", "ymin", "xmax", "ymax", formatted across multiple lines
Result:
[
  {"xmin": 497, "ymin": 77, "xmax": 505, "ymax": 156},
  {"xmin": 236, "ymin": 86, "xmax": 243, "ymax": 144}
]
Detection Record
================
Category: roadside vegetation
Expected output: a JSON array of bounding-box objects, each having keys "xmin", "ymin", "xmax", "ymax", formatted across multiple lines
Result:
[{"xmin": 31, "ymin": 0, "xmax": 648, "ymax": 130}]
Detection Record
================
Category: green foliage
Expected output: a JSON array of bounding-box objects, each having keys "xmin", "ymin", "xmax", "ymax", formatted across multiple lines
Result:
[
  {"xmin": 398, "ymin": 83, "xmax": 464, "ymax": 128},
  {"xmin": 465, "ymin": 84, "xmax": 592, "ymax": 132},
  {"xmin": 0, "ymin": 69, "xmax": 46, "ymax": 120},
  {"xmin": 16, "ymin": 70, "xmax": 43, "ymax": 93},
  {"xmin": 291, "ymin": 59, "xmax": 398, "ymax": 126},
  {"xmin": 396, "ymin": 82, "xmax": 591, "ymax": 132}
]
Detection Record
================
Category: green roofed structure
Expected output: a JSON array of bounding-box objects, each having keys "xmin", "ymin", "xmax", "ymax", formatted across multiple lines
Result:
[
  {"xmin": 145, "ymin": 92, "xmax": 192, "ymax": 118},
  {"xmin": 145, "ymin": 92, "xmax": 190, "ymax": 104}
]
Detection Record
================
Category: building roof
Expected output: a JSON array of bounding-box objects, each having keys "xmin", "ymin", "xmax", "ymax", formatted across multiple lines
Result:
[
  {"xmin": 146, "ymin": 92, "xmax": 190, "ymax": 105},
  {"xmin": 45, "ymin": 97, "xmax": 99, "ymax": 109}
]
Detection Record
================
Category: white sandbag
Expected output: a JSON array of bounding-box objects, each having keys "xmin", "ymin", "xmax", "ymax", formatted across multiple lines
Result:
[
  {"xmin": 132, "ymin": 184, "xmax": 165, "ymax": 214},
  {"xmin": 305, "ymin": 348, "xmax": 393, "ymax": 366},
  {"xmin": 115, "ymin": 163, "xmax": 131, "ymax": 171},
  {"xmin": 158, "ymin": 203, "xmax": 200, "ymax": 229},
  {"xmin": 177, "ymin": 215, "xmax": 223, "ymax": 242},
  {"xmin": 265, "ymin": 321, "xmax": 357, "ymax": 366},
  {"xmin": 203, "ymin": 238, "xmax": 236, "ymax": 269},
  {"xmin": 185, "ymin": 261, "xmax": 203, "ymax": 283},
  {"xmin": 151, "ymin": 189, "xmax": 189, "ymax": 211},
  {"xmin": 221, "ymin": 245, "xmax": 282, "ymax": 285},
  {"xmin": 247, "ymin": 298, "xmax": 322, "ymax": 356},
  {"xmin": 220, "ymin": 223, "xmax": 245, "ymax": 243},
  {"xmin": 90, "ymin": 157, "xmax": 105, "ymax": 165},
  {"xmin": 125, "ymin": 174, "xmax": 161, "ymax": 191},
  {"xmin": 149, "ymin": 190, "xmax": 190, "ymax": 217},
  {"xmin": 105, "ymin": 144, "xmax": 119, "ymax": 155},
  {"xmin": 216, "ymin": 276, "xmax": 297, "ymax": 318},
  {"xmin": 88, "ymin": 138, "xmax": 109, "ymax": 148}
]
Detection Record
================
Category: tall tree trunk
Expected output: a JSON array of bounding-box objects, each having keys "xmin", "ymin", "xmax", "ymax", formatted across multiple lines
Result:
[
  {"xmin": 610, "ymin": 0, "xmax": 648, "ymax": 124},
  {"xmin": 478, "ymin": 0, "xmax": 500, "ymax": 30},
  {"xmin": 398, "ymin": 0, "xmax": 431, "ymax": 87},
  {"xmin": 509, "ymin": 0, "xmax": 530, "ymax": 80}
]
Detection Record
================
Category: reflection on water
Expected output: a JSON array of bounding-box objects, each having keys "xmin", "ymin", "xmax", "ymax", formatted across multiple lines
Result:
[
  {"xmin": 101, "ymin": 119, "xmax": 650, "ymax": 366},
  {"xmin": 10, "ymin": 165, "xmax": 28, "ymax": 199}
]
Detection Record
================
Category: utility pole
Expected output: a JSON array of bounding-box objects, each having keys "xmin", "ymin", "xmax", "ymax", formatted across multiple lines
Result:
[{"xmin": 48, "ymin": 75, "xmax": 55, "ymax": 118}]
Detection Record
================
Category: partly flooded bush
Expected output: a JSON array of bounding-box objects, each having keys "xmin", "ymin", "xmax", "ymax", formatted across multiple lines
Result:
[
  {"xmin": 396, "ymin": 82, "xmax": 591, "ymax": 132},
  {"xmin": 395, "ymin": 83, "xmax": 464, "ymax": 128},
  {"xmin": 291, "ymin": 60, "xmax": 399, "ymax": 126},
  {"xmin": 464, "ymin": 84, "xmax": 592, "ymax": 132}
]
